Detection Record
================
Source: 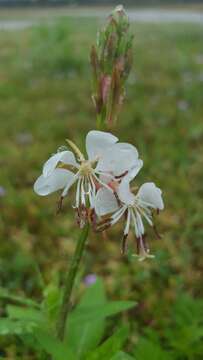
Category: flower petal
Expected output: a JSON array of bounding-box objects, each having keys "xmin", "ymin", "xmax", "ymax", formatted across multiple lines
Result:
[
  {"xmin": 86, "ymin": 130, "xmax": 118, "ymax": 161},
  {"xmin": 96, "ymin": 143, "xmax": 142, "ymax": 176},
  {"xmin": 34, "ymin": 169, "xmax": 75, "ymax": 196},
  {"xmin": 43, "ymin": 151, "xmax": 78, "ymax": 177},
  {"xmin": 118, "ymin": 175, "xmax": 135, "ymax": 206},
  {"xmin": 137, "ymin": 182, "xmax": 164, "ymax": 210},
  {"xmin": 95, "ymin": 187, "xmax": 119, "ymax": 216}
]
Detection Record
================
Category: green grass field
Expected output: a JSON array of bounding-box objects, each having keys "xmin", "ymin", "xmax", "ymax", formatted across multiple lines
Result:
[{"xmin": 0, "ymin": 16, "xmax": 203, "ymax": 358}]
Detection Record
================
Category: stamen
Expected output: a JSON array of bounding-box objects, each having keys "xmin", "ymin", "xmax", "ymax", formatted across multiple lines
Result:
[
  {"xmin": 124, "ymin": 209, "xmax": 131, "ymax": 236},
  {"xmin": 56, "ymin": 196, "xmax": 64, "ymax": 214},
  {"xmin": 75, "ymin": 177, "xmax": 81, "ymax": 208},
  {"xmin": 121, "ymin": 209, "xmax": 131, "ymax": 255},
  {"xmin": 97, "ymin": 217, "xmax": 112, "ymax": 226},
  {"xmin": 96, "ymin": 171, "xmax": 114, "ymax": 181},
  {"xmin": 81, "ymin": 178, "xmax": 86, "ymax": 206},
  {"xmin": 110, "ymin": 206, "xmax": 126, "ymax": 226},
  {"xmin": 121, "ymin": 233, "xmax": 128, "ymax": 255},
  {"xmin": 85, "ymin": 175, "xmax": 96, "ymax": 208},
  {"xmin": 131, "ymin": 209, "xmax": 139, "ymax": 238},
  {"xmin": 137, "ymin": 206, "xmax": 153, "ymax": 226},
  {"xmin": 89, "ymin": 175, "xmax": 96, "ymax": 201},
  {"xmin": 89, "ymin": 208, "xmax": 97, "ymax": 231},
  {"xmin": 76, "ymin": 204, "xmax": 88, "ymax": 228},
  {"xmin": 96, "ymin": 222, "xmax": 112, "ymax": 232},
  {"xmin": 93, "ymin": 173, "xmax": 114, "ymax": 193},
  {"xmin": 153, "ymin": 224, "xmax": 162, "ymax": 239},
  {"xmin": 135, "ymin": 209, "xmax": 144, "ymax": 236}
]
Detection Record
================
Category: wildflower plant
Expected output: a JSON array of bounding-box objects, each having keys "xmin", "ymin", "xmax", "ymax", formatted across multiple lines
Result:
[
  {"xmin": 33, "ymin": 5, "xmax": 164, "ymax": 344},
  {"xmin": 0, "ymin": 6, "xmax": 165, "ymax": 358}
]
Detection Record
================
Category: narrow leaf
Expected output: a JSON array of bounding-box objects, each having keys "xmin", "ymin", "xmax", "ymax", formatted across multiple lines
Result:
[
  {"xmin": 7, "ymin": 305, "xmax": 43, "ymax": 323},
  {"xmin": 111, "ymin": 351, "xmax": 135, "ymax": 360},
  {"xmin": 69, "ymin": 301, "xmax": 136, "ymax": 324},
  {"xmin": 66, "ymin": 279, "xmax": 106, "ymax": 358},
  {"xmin": 87, "ymin": 325, "xmax": 129, "ymax": 360},
  {"xmin": 0, "ymin": 287, "xmax": 39, "ymax": 308},
  {"xmin": 35, "ymin": 329, "xmax": 75, "ymax": 360}
]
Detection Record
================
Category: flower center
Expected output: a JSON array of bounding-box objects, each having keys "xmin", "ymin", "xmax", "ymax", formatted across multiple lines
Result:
[{"xmin": 79, "ymin": 160, "xmax": 93, "ymax": 176}]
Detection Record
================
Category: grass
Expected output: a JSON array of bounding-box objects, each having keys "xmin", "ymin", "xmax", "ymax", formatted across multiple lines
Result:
[{"xmin": 0, "ymin": 16, "xmax": 203, "ymax": 358}]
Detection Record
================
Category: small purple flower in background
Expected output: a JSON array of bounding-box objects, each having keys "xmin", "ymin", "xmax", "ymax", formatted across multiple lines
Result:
[
  {"xmin": 84, "ymin": 274, "xmax": 97, "ymax": 286},
  {"xmin": 0, "ymin": 186, "xmax": 6, "ymax": 197}
]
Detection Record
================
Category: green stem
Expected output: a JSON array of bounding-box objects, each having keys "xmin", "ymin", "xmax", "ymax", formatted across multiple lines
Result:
[{"xmin": 56, "ymin": 223, "xmax": 89, "ymax": 341}]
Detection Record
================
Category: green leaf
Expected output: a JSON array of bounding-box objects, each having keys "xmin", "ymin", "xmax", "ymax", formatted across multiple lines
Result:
[
  {"xmin": 0, "ymin": 318, "xmax": 23, "ymax": 336},
  {"xmin": 7, "ymin": 305, "xmax": 43, "ymax": 324},
  {"xmin": 69, "ymin": 301, "xmax": 136, "ymax": 324},
  {"xmin": 0, "ymin": 304, "xmax": 44, "ymax": 338},
  {"xmin": 66, "ymin": 279, "xmax": 135, "ymax": 359},
  {"xmin": 164, "ymin": 295, "xmax": 203, "ymax": 358},
  {"xmin": 110, "ymin": 351, "xmax": 135, "ymax": 360},
  {"xmin": 134, "ymin": 338, "xmax": 173, "ymax": 360},
  {"xmin": 34, "ymin": 329, "xmax": 75, "ymax": 360},
  {"xmin": 66, "ymin": 279, "xmax": 107, "ymax": 358},
  {"xmin": 87, "ymin": 325, "xmax": 129, "ymax": 360},
  {"xmin": 0, "ymin": 318, "xmax": 37, "ymax": 336},
  {"xmin": 43, "ymin": 283, "xmax": 61, "ymax": 322},
  {"xmin": 0, "ymin": 287, "xmax": 39, "ymax": 308},
  {"xmin": 67, "ymin": 279, "xmax": 135, "ymax": 359}
]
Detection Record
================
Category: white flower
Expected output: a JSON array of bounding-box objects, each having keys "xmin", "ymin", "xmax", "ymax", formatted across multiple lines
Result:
[
  {"xmin": 34, "ymin": 130, "xmax": 142, "ymax": 227},
  {"xmin": 95, "ymin": 169, "xmax": 164, "ymax": 260}
]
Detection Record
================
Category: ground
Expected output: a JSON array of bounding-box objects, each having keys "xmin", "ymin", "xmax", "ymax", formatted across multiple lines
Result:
[{"xmin": 0, "ymin": 13, "xmax": 203, "ymax": 359}]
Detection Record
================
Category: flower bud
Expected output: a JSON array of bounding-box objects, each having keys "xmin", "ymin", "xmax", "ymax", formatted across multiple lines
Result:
[
  {"xmin": 90, "ymin": 5, "xmax": 133, "ymax": 129},
  {"xmin": 111, "ymin": 5, "xmax": 129, "ymax": 33}
]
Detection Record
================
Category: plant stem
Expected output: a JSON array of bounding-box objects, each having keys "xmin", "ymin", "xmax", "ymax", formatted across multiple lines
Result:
[{"xmin": 56, "ymin": 223, "xmax": 89, "ymax": 341}]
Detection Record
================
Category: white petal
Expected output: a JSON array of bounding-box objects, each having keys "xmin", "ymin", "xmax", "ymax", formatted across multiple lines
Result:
[
  {"xmin": 118, "ymin": 176, "xmax": 135, "ymax": 206},
  {"xmin": 127, "ymin": 161, "xmax": 143, "ymax": 180},
  {"xmin": 98, "ymin": 173, "xmax": 114, "ymax": 184},
  {"xmin": 34, "ymin": 169, "xmax": 75, "ymax": 196},
  {"xmin": 137, "ymin": 182, "xmax": 164, "ymax": 210},
  {"xmin": 95, "ymin": 187, "xmax": 119, "ymax": 216},
  {"xmin": 86, "ymin": 130, "xmax": 118, "ymax": 161},
  {"xmin": 43, "ymin": 151, "xmax": 77, "ymax": 177},
  {"xmin": 62, "ymin": 172, "xmax": 79, "ymax": 197},
  {"xmin": 96, "ymin": 143, "xmax": 142, "ymax": 176}
]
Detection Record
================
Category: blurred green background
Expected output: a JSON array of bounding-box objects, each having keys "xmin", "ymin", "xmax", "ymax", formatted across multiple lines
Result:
[{"xmin": 0, "ymin": 6, "xmax": 203, "ymax": 359}]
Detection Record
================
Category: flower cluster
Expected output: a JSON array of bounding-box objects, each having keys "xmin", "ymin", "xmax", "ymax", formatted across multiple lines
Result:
[{"xmin": 34, "ymin": 130, "xmax": 164, "ymax": 260}]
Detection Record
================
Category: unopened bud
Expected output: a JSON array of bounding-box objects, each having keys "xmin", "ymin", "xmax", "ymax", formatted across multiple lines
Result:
[
  {"xmin": 111, "ymin": 4, "xmax": 129, "ymax": 32},
  {"xmin": 90, "ymin": 5, "xmax": 133, "ymax": 129}
]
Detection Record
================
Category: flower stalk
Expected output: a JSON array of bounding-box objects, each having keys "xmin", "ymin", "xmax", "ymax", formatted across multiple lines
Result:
[{"xmin": 56, "ymin": 223, "xmax": 89, "ymax": 341}]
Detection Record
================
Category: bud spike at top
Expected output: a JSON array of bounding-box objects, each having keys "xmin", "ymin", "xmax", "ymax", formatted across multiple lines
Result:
[{"xmin": 90, "ymin": 5, "xmax": 133, "ymax": 128}]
